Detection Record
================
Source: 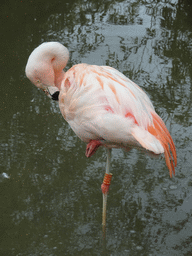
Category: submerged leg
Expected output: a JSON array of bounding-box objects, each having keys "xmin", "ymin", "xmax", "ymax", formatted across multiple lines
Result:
[{"xmin": 101, "ymin": 148, "xmax": 113, "ymax": 232}]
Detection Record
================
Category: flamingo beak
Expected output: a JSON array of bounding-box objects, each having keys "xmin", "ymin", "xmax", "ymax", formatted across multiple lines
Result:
[
  {"xmin": 42, "ymin": 86, "xmax": 60, "ymax": 101},
  {"xmin": 51, "ymin": 91, "xmax": 60, "ymax": 101}
]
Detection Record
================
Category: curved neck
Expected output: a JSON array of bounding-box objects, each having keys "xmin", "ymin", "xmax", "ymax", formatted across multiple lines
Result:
[
  {"xmin": 54, "ymin": 69, "xmax": 65, "ymax": 90},
  {"xmin": 40, "ymin": 43, "xmax": 69, "ymax": 89}
]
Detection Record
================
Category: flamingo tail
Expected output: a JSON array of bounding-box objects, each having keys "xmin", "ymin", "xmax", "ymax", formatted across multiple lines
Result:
[{"xmin": 147, "ymin": 112, "xmax": 177, "ymax": 177}]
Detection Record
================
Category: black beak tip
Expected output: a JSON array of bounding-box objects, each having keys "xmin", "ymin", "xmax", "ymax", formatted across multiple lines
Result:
[{"xmin": 51, "ymin": 91, "xmax": 60, "ymax": 101}]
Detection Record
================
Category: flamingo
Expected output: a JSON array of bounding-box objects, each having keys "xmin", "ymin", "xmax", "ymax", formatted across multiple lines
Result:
[{"xmin": 25, "ymin": 42, "xmax": 177, "ymax": 229}]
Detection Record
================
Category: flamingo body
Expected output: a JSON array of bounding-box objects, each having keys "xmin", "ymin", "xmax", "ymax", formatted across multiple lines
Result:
[{"xmin": 25, "ymin": 42, "xmax": 177, "ymax": 177}]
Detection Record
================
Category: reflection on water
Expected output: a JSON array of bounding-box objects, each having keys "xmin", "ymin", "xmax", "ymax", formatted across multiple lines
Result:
[{"xmin": 1, "ymin": 0, "xmax": 192, "ymax": 255}]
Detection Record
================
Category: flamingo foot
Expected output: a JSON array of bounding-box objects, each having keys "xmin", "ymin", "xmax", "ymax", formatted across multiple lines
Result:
[{"xmin": 85, "ymin": 139, "xmax": 102, "ymax": 158}]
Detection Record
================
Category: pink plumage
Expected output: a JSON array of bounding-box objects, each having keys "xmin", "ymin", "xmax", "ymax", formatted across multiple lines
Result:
[{"xmin": 25, "ymin": 42, "xmax": 177, "ymax": 177}]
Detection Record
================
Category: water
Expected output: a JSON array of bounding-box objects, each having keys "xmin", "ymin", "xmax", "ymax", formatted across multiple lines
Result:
[{"xmin": 1, "ymin": 0, "xmax": 192, "ymax": 255}]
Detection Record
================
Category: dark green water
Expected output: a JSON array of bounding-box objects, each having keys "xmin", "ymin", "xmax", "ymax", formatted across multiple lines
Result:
[{"xmin": 1, "ymin": 0, "xmax": 192, "ymax": 255}]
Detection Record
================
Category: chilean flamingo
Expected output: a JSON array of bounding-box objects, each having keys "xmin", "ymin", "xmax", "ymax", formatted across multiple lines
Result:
[{"xmin": 25, "ymin": 42, "xmax": 177, "ymax": 230}]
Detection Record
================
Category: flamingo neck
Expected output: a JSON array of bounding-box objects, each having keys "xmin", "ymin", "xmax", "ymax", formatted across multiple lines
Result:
[
  {"xmin": 54, "ymin": 69, "xmax": 65, "ymax": 90},
  {"xmin": 41, "ymin": 42, "xmax": 69, "ymax": 90}
]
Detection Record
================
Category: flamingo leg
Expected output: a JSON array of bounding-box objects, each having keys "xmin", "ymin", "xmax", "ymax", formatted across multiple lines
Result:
[{"xmin": 102, "ymin": 148, "xmax": 112, "ymax": 232}]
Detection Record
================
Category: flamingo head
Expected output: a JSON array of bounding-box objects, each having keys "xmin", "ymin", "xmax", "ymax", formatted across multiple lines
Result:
[{"xmin": 25, "ymin": 42, "xmax": 69, "ymax": 101}]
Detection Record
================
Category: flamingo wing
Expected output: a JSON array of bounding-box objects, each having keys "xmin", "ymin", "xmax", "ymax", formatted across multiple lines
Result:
[{"xmin": 59, "ymin": 63, "xmax": 176, "ymax": 176}]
